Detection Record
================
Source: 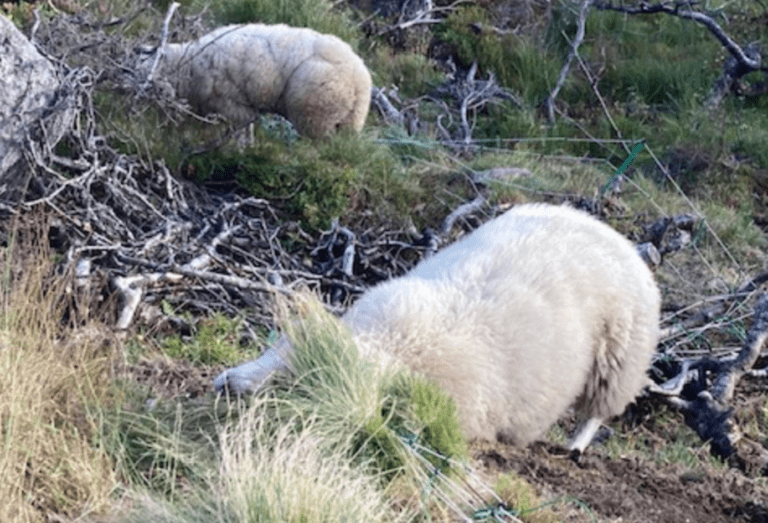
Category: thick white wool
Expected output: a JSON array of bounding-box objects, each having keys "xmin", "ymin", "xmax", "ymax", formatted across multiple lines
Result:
[{"xmin": 156, "ymin": 24, "xmax": 371, "ymax": 139}]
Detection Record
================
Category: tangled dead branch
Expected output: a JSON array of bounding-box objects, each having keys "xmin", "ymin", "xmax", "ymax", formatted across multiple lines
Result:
[
  {"xmin": 373, "ymin": 0, "xmax": 473, "ymax": 35},
  {"xmin": 0, "ymin": 16, "xmax": 447, "ymax": 337},
  {"xmin": 650, "ymin": 295, "xmax": 768, "ymax": 459},
  {"xmin": 372, "ymin": 62, "xmax": 520, "ymax": 154},
  {"xmin": 433, "ymin": 62, "xmax": 521, "ymax": 154},
  {"xmin": 2, "ymin": 9, "xmax": 508, "ymax": 341}
]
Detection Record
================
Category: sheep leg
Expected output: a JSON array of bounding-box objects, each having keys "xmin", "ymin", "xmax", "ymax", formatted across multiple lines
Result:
[
  {"xmin": 213, "ymin": 345, "xmax": 287, "ymax": 395},
  {"xmin": 567, "ymin": 417, "xmax": 604, "ymax": 452}
]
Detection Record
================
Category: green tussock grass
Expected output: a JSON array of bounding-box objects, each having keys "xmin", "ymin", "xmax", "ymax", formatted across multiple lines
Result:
[
  {"xmin": 261, "ymin": 291, "xmax": 469, "ymax": 475},
  {"xmin": 100, "ymin": 291, "xmax": 474, "ymax": 521},
  {"xmin": 113, "ymin": 400, "xmax": 397, "ymax": 523}
]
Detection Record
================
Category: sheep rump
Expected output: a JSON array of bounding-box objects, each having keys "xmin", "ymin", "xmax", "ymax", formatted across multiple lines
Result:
[
  {"xmin": 155, "ymin": 24, "xmax": 372, "ymax": 139},
  {"xmin": 214, "ymin": 203, "xmax": 661, "ymax": 451}
]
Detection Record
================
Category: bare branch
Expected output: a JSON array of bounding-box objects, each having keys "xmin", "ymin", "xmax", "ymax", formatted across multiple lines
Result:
[
  {"xmin": 546, "ymin": 0, "xmax": 593, "ymax": 123},
  {"xmin": 440, "ymin": 195, "xmax": 487, "ymax": 236},
  {"xmin": 431, "ymin": 63, "xmax": 520, "ymax": 154},
  {"xmin": 141, "ymin": 1, "xmax": 180, "ymax": 91},
  {"xmin": 649, "ymin": 294, "xmax": 768, "ymax": 458},
  {"xmin": 371, "ymin": 86, "xmax": 405, "ymax": 126},
  {"xmin": 377, "ymin": 0, "xmax": 472, "ymax": 35}
]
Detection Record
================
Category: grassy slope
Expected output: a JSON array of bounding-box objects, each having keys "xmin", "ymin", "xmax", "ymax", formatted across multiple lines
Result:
[{"xmin": 1, "ymin": 0, "xmax": 767, "ymax": 520}]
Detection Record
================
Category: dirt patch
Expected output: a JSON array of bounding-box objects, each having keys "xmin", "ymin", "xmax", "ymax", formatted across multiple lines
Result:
[
  {"xmin": 473, "ymin": 440, "xmax": 768, "ymax": 523},
  {"xmin": 124, "ymin": 357, "xmax": 222, "ymax": 400}
]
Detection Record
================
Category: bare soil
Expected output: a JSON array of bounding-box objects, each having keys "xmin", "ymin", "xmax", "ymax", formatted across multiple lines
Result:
[{"xmin": 473, "ymin": 439, "xmax": 768, "ymax": 523}]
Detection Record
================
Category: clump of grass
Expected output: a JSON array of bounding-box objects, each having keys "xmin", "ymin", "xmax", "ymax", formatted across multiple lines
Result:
[
  {"xmin": 494, "ymin": 472, "xmax": 560, "ymax": 523},
  {"xmin": 268, "ymin": 290, "xmax": 469, "ymax": 474},
  {"xmin": 0, "ymin": 217, "xmax": 116, "ymax": 522},
  {"xmin": 585, "ymin": 10, "xmax": 718, "ymax": 109},
  {"xmin": 106, "ymin": 290, "xmax": 472, "ymax": 521},
  {"xmin": 368, "ymin": 50, "xmax": 446, "ymax": 98},
  {"xmin": 406, "ymin": 376, "xmax": 468, "ymax": 468},
  {"xmin": 436, "ymin": 5, "xmax": 561, "ymax": 105},
  {"xmin": 98, "ymin": 391, "xmax": 230, "ymax": 500},
  {"xmin": 219, "ymin": 405, "xmax": 395, "ymax": 523},
  {"xmin": 115, "ymin": 400, "xmax": 398, "ymax": 523}
]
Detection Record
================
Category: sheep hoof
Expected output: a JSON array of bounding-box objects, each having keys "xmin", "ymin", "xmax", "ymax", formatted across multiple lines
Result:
[{"xmin": 569, "ymin": 449, "xmax": 583, "ymax": 463}]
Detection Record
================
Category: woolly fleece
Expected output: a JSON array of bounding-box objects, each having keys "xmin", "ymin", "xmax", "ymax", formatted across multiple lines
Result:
[{"xmin": 158, "ymin": 24, "xmax": 371, "ymax": 138}]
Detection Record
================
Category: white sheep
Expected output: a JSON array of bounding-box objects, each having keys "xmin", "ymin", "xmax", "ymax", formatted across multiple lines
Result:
[
  {"xmin": 214, "ymin": 203, "xmax": 661, "ymax": 452},
  {"xmin": 150, "ymin": 24, "xmax": 372, "ymax": 140}
]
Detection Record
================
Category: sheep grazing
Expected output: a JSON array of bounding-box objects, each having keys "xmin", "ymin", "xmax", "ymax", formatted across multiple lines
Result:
[
  {"xmin": 214, "ymin": 203, "xmax": 661, "ymax": 452},
  {"xmin": 151, "ymin": 24, "xmax": 372, "ymax": 140}
]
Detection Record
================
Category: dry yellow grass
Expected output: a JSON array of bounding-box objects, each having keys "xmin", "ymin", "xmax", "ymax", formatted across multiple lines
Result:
[{"xmin": 0, "ymin": 217, "xmax": 117, "ymax": 522}]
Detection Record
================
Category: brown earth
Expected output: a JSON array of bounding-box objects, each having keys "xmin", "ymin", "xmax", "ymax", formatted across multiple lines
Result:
[{"xmin": 473, "ymin": 439, "xmax": 768, "ymax": 523}]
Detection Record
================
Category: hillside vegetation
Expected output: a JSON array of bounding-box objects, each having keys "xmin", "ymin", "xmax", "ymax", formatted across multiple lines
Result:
[{"xmin": 1, "ymin": 0, "xmax": 767, "ymax": 521}]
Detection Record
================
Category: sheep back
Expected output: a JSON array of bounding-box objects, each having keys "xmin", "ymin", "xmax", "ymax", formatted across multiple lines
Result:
[
  {"xmin": 343, "ymin": 203, "xmax": 660, "ymax": 445},
  {"xmin": 160, "ymin": 24, "xmax": 371, "ymax": 138}
]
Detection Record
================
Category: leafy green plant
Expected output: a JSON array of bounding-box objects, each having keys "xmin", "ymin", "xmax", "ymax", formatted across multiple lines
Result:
[{"xmin": 161, "ymin": 312, "xmax": 255, "ymax": 365}]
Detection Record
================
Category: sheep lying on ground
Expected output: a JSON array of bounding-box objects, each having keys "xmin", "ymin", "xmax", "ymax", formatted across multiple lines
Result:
[
  {"xmin": 214, "ymin": 203, "xmax": 661, "ymax": 451},
  {"xmin": 149, "ymin": 24, "xmax": 372, "ymax": 140}
]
